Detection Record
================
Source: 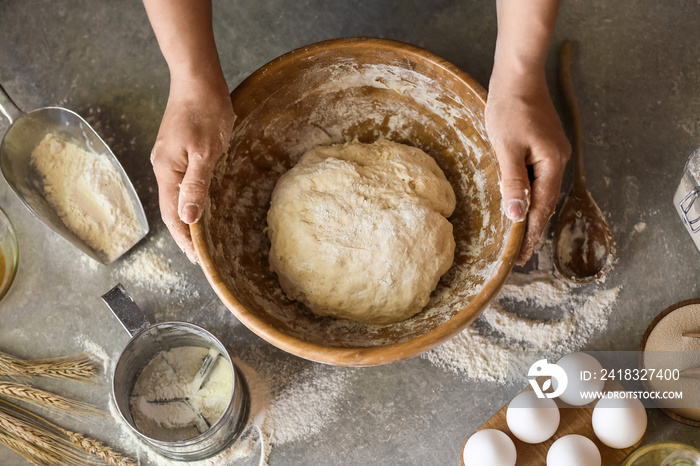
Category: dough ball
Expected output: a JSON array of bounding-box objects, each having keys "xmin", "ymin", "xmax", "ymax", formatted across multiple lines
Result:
[{"xmin": 267, "ymin": 140, "xmax": 456, "ymax": 325}]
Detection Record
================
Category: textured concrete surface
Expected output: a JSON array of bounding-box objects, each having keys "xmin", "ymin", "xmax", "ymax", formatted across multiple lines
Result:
[{"xmin": 1, "ymin": 1, "xmax": 699, "ymax": 465}]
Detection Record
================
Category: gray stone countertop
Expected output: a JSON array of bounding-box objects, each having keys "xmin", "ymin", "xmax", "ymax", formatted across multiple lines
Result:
[{"xmin": 1, "ymin": 1, "xmax": 699, "ymax": 464}]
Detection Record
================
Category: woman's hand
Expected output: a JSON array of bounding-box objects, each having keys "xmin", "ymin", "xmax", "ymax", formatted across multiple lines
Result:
[
  {"xmin": 142, "ymin": 0, "xmax": 232, "ymax": 262},
  {"xmin": 486, "ymin": 71, "xmax": 570, "ymax": 266},
  {"xmin": 489, "ymin": 0, "xmax": 569, "ymax": 266},
  {"xmin": 150, "ymin": 75, "xmax": 233, "ymax": 263}
]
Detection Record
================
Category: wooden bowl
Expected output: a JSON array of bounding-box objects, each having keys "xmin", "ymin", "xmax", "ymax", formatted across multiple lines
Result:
[{"xmin": 192, "ymin": 38, "xmax": 524, "ymax": 366}]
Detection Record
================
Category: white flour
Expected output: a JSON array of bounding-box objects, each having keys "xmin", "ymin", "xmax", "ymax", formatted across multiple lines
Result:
[
  {"xmin": 424, "ymin": 240, "xmax": 621, "ymax": 382},
  {"xmin": 258, "ymin": 363, "xmax": 350, "ymax": 446},
  {"xmin": 427, "ymin": 326, "xmax": 510, "ymax": 382},
  {"xmin": 31, "ymin": 133, "xmax": 142, "ymax": 262},
  {"xmin": 118, "ymin": 249, "xmax": 182, "ymax": 293},
  {"xmin": 633, "ymin": 222, "xmax": 646, "ymax": 233},
  {"xmin": 79, "ymin": 254, "xmax": 100, "ymax": 272},
  {"xmin": 685, "ymin": 146, "xmax": 700, "ymax": 179},
  {"xmin": 113, "ymin": 237, "xmax": 198, "ymax": 298},
  {"xmin": 129, "ymin": 347, "xmax": 233, "ymax": 442},
  {"xmin": 78, "ymin": 337, "xmax": 110, "ymax": 372}
]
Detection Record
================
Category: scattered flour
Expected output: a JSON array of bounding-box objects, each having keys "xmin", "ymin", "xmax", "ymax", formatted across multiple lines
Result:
[
  {"xmin": 79, "ymin": 254, "xmax": 101, "ymax": 272},
  {"xmin": 110, "ymin": 236, "xmax": 201, "ymax": 300},
  {"xmin": 424, "ymin": 240, "xmax": 621, "ymax": 383},
  {"xmin": 424, "ymin": 326, "xmax": 510, "ymax": 382},
  {"xmin": 633, "ymin": 222, "xmax": 647, "ymax": 233},
  {"xmin": 117, "ymin": 249, "xmax": 182, "ymax": 292},
  {"xmin": 77, "ymin": 336, "xmax": 111, "ymax": 373},
  {"xmin": 260, "ymin": 364, "xmax": 351, "ymax": 445}
]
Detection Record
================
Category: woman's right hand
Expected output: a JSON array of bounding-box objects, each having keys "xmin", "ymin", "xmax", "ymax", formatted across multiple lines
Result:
[
  {"xmin": 150, "ymin": 75, "xmax": 233, "ymax": 263},
  {"xmin": 489, "ymin": 0, "xmax": 569, "ymax": 265},
  {"xmin": 142, "ymin": 0, "xmax": 232, "ymax": 262},
  {"xmin": 486, "ymin": 70, "xmax": 570, "ymax": 266}
]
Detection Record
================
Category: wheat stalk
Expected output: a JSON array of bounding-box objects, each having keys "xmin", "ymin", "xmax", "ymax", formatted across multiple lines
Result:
[
  {"xmin": 0, "ymin": 399, "xmax": 122, "ymax": 465},
  {"xmin": 0, "ymin": 382, "xmax": 71, "ymax": 409},
  {"xmin": 0, "ymin": 382, "xmax": 102, "ymax": 415},
  {"xmin": 60, "ymin": 429, "xmax": 137, "ymax": 466},
  {"xmin": 0, "ymin": 431, "xmax": 59, "ymax": 466},
  {"xmin": 0, "ymin": 351, "xmax": 98, "ymax": 381},
  {"xmin": 0, "ymin": 410, "xmax": 90, "ymax": 465},
  {"xmin": 0, "ymin": 409, "xmax": 56, "ymax": 453}
]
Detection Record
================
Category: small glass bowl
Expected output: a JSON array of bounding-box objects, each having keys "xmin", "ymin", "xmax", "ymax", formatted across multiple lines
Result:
[
  {"xmin": 621, "ymin": 441, "xmax": 700, "ymax": 466},
  {"xmin": 0, "ymin": 207, "xmax": 19, "ymax": 301}
]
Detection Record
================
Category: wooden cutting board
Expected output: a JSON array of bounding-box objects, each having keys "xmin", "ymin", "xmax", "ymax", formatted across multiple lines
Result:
[{"xmin": 460, "ymin": 380, "xmax": 644, "ymax": 466}]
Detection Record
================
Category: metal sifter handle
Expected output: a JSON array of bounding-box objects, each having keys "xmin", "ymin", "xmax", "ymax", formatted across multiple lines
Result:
[{"xmin": 101, "ymin": 283, "xmax": 152, "ymax": 337}]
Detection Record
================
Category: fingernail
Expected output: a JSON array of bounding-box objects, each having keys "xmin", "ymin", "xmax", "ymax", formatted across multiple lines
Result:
[
  {"xmin": 506, "ymin": 199, "xmax": 527, "ymax": 222},
  {"xmin": 181, "ymin": 203, "xmax": 201, "ymax": 224}
]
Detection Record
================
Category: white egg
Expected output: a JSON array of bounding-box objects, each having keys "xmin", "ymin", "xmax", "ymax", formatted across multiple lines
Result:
[
  {"xmin": 553, "ymin": 352, "xmax": 605, "ymax": 406},
  {"xmin": 546, "ymin": 434, "xmax": 601, "ymax": 466},
  {"xmin": 506, "ymin": 391, "xmax": 560, "ymax": 444},
  {"xmin": 462, "ymin": 429, "xmax": 517, "ymax": 466},
  {"xmin": 592, "ymin": 396, "xmax": 647, "ymax": 449}
]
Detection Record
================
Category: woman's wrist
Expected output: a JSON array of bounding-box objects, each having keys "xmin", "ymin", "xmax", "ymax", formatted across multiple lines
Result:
[
  {"xmin": 167, "ymin": 52, "xmax": 226, "ymax": 85},
  {"xmin": 168, "ymin": 64, "xmax": 228, "ymax": 97},
  {"xmin": 489, "ymin": 62, "xmax": 548, "ymax": 101},
  {"xmin": 491, "ymin": 0, "xmax": 560, "ymax": 91}
]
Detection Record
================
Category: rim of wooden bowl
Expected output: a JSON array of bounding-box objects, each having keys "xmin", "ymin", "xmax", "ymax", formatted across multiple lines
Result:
[{"xmin": 191, "ymin": 37, "xmax": 525, "ymax": 366}]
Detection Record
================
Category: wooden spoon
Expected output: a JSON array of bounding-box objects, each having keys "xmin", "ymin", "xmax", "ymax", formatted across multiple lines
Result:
[{"xmin": 553, "ymin": 41, "xmax": 613, "ymax": 284}]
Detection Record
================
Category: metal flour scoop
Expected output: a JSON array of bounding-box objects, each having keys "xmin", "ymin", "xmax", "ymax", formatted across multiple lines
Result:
[{"xmin": 0, "ymin": 83, "xmax": 148, "ymax": 265}]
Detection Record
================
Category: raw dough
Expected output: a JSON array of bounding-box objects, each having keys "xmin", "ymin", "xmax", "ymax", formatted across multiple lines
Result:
[{"xmin": 267, "ymin": 140, "xmax": 456, "ymax": 325}]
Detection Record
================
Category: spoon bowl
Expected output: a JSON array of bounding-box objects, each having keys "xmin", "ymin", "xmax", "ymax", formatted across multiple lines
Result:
[
  {"xmin": 553, "ymin": 188, "xmax": 613, "ymax": 283},
  {"xmin": 553, "ymin": 41, "xmax": 613, "ymax": 284}
]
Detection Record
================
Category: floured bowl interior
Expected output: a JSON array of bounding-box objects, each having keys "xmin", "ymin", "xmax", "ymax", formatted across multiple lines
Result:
[{"xmin": 192, "ymin": 38, "xmax": 524, "ymax": 366}]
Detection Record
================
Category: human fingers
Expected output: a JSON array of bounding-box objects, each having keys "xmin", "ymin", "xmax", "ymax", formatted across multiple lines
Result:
[
  {"xmin": 152, "ymin": 144, "xmax": 198, "ymax": 263},
  {"xmin": 516, "ymin": 154, "xmax": 566, "ymax": 266},
  {"xmin": 493, "ymin": 141, "xmax": 532, "ymax": 223},
  {"xmin": 178, "ymin": 149, "xmax": 220, "ymax": 226}
]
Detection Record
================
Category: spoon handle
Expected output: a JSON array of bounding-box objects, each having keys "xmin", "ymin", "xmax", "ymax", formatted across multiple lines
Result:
[
  {"xmin": 0, "ymin": 83, "xmax": 24, "ymax": 125},
  {"xmin": 559, "ymin": 40, "xmax": 586, "ymax": 193}
]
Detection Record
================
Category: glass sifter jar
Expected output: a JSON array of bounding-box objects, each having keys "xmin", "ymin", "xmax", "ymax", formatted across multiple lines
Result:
[{"xmin": 674, "ymin": 147, "xmax": 700, "ymax": 253}]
